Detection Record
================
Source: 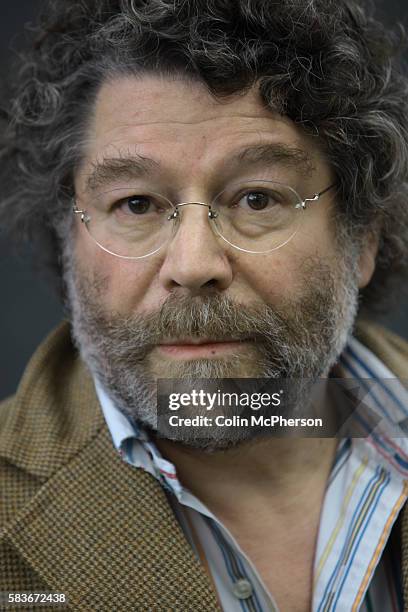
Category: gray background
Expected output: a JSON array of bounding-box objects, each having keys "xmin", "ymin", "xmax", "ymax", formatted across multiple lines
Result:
[{"xmin": 1, "ymin": 1, "xmax": 407, "ymax": 400}]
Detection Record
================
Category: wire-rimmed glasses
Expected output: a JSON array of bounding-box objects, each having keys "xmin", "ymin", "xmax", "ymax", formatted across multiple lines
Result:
[{"xmin": 73, "ymin": 180, "xmax": 336, "ymax": 259}]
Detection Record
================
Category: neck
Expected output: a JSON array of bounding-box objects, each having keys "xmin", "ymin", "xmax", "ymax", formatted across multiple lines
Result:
[
  {"xmin": 155, "ymin": 434, "xmax": 338, "ymax": 519},
  {"xmin": 155, "ymin": 379, "xmax": 339, "ymax": 519}
]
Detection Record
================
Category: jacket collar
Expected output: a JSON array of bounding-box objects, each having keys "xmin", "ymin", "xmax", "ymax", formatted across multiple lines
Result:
[{"xmin": 0, "ymin": 322, "xmax": 103, "ymax": 478}]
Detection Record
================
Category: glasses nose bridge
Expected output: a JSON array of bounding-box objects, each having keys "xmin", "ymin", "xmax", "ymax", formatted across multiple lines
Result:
[{"xmin": 168, "ymin": 200, "xmax": 218, "ymax": 222}]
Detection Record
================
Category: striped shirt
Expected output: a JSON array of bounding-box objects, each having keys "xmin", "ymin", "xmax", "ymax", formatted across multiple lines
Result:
[{"xmin": 96, "ymin": 334, "xmax": 408, "ymax": 611}]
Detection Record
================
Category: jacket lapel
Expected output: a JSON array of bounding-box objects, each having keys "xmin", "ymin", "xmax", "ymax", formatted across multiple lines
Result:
[
  {"xmin": 1, "ymin": 323, "xmax": 220, "ymax": 610},
  {"xmin": 3, "ymin": 418, "xmax": 220, "ymax": 609}
]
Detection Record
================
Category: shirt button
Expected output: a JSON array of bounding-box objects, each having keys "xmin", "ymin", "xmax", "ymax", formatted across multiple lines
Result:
[{"xmin": 232, "ymin": 578, "xmax": 253, "ymax": 599}]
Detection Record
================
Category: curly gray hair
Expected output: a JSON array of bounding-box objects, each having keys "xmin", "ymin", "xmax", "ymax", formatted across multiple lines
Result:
[{"xmin": 1, "ymin": 0, "xmax": 407, "ymax": 313}]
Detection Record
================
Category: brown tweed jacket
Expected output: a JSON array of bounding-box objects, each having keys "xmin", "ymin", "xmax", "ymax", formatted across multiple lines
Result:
[{"xmin": 0, "ymin": 321, "xmax": 407, "ymax": 611}]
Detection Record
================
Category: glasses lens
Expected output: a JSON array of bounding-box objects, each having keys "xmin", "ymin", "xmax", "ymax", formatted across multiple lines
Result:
[
  {"xmin": 84, "ymin": 188, "xmax": 175, "ymax": 258},
  {"xmin": 211, "ymin": 181, "xmax": 304, "ymax": 253}
]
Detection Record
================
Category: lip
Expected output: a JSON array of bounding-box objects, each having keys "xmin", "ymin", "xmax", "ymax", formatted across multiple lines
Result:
[
  {"xmin": 156, "ymin": 338, "xmax": 253, "ymax": 358},
  {"xmin": 159, "ymin": 337, "xmax": 248, "ymax": 345}
]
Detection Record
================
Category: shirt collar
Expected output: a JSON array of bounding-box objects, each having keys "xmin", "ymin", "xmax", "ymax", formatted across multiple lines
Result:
[{"xmin": 94, "ymin": 378, "xmax": 143, "ymax": 449}]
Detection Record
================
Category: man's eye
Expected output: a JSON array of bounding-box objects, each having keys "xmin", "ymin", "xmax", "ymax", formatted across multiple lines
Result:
[
  {"xmin": 119, "ymin": 195, "xmax": 152, "ymax": 215},
  {"xmin": 235, "ymin": 191, "xmax": 281, "ymax": 211}
]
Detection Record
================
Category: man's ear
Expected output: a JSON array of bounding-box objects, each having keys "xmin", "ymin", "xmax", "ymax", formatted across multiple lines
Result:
[{"xmin": 357, "ymin": 230, "xmax": 380, "ymax": 289}]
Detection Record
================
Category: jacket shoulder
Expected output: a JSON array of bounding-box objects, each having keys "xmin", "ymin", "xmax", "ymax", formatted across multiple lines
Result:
[{"xmin": 0, "ymin": 395, "xmax": 14, "ymax": 426}]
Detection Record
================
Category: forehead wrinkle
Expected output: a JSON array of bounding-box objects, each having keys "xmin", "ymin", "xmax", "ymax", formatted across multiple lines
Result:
[{"xmin": 106, "ymin": 113, "xmax": 277, "ymax": 127}]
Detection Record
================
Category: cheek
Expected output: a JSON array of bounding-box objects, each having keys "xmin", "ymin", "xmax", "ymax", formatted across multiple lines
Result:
[
  {"xmin": 74, "ymin": 225, "xmax": 157, "ymax": 311},
  {"xmin": 235, "ymin": 222, "xmax": 336, "ymax": 305},
  {"xmin": 232, "ymin": 249, "xmax": 299, "ymax": 304}
]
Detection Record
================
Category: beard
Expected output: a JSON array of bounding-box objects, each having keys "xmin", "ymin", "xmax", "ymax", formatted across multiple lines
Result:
[{"xmin": 63, "ymin": 243, "xmax": 360, "ymax": 451}]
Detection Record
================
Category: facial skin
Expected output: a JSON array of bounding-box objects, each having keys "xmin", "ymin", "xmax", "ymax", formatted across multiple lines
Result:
[{"xmin": 66, "ymin": 73, "xmax": 377, "ymax": 449}]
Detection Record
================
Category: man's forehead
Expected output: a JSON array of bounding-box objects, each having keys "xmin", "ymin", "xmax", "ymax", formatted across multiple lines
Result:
[
  {"xmin": 78, "ymin": 73, "xmax": 324, "ymax": 191},
  {"xmin": 91, "ymin": 73, "xmax": 275, "ymax": 129}
]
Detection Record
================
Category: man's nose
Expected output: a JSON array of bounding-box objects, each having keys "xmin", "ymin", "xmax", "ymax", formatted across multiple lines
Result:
[{"xmin": 158, "ymin": 202, "xmax": 233, "ymax": 293}]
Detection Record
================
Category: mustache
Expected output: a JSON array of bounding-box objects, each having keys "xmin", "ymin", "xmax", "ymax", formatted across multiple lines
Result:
[
  {"xmin": 67, "ymin": 254, "xmax": 340, "ymax": 374},
  {"xmin": 81, "ymin": 292, "xmax": 303, "ymax": 354}
]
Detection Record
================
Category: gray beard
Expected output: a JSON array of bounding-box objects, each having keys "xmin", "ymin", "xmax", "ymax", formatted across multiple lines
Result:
[{"xmin": 63, "ymin": 247, "xmax": 360, "ymax": 451}]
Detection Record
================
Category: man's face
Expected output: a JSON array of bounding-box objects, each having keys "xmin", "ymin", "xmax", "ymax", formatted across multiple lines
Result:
[{"xmin": 65, "ymin": 74, "xmax": 372, "ymax": 448}]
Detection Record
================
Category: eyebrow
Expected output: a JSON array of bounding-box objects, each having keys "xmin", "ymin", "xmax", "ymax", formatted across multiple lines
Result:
[
  {"xmin": 85, "ymin": 154, "xmax": 160, "ymax": 193},
  {"xmin": 232, "ymin": 143, "xmax": 315, "ymax": 175},
  {"xmin": 84, "ymin": 142, "xmax": 315, "ymax": 194}
]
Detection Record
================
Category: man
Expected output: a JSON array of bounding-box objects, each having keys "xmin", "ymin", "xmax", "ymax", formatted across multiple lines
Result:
[{"xmin": 1, "ymin": 0, "xmax": 408, "ymax": 610}]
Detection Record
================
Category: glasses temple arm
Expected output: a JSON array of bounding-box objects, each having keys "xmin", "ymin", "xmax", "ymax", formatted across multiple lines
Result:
[
  {"xmin": 299, "ymin": 182, "xmax": 337, "ymax": 209},
  {"xmin": 317, "ymin": 183, "xmax": 337, "ymax": 198}
]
